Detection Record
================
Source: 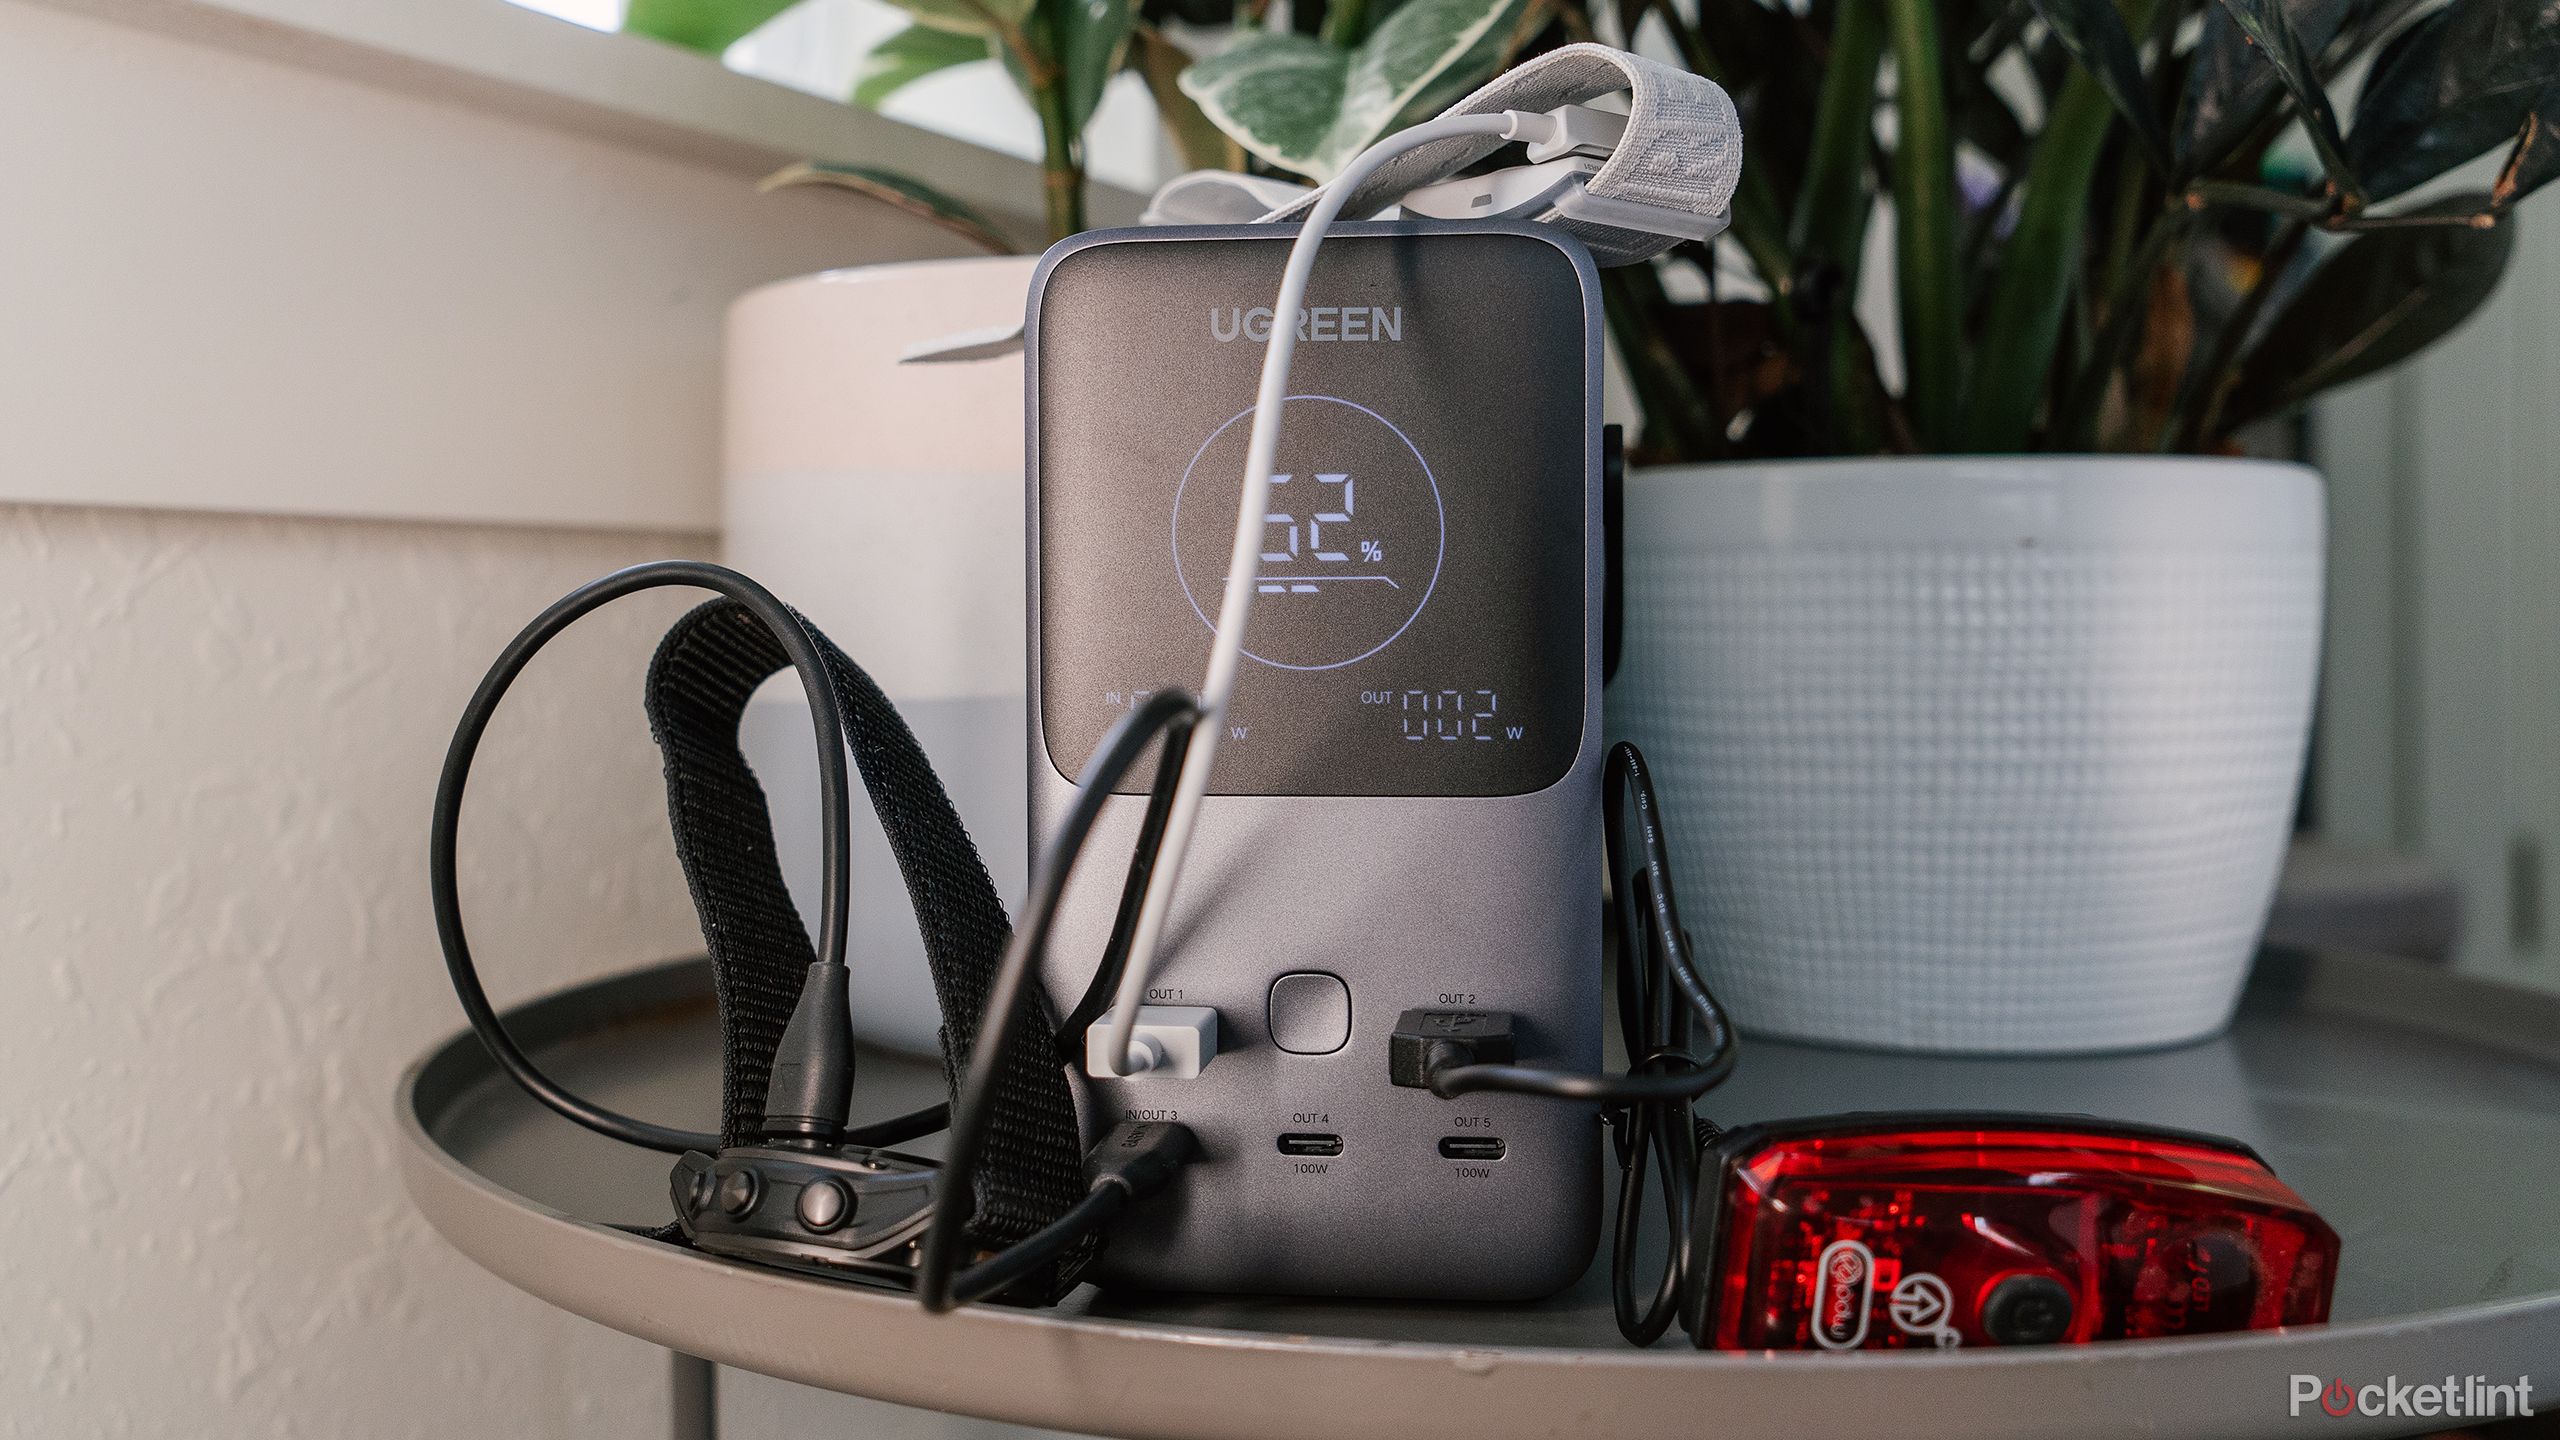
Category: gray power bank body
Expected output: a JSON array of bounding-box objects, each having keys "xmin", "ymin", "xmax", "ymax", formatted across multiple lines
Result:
[{"xmin": 1025, "ymin": 221, "xmax": 1603, "ymax": 1299}]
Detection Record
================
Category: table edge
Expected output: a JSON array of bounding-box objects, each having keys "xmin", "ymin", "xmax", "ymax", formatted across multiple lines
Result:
[{"xmin": 395, "ymin": 951, "xmax": 2560, "ymax": 1440}]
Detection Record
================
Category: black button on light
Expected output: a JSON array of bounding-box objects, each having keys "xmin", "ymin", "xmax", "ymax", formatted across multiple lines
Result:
[
  {"xmin": 796, "ymin": 1178, "xmax": 853, "ymax": 1234},
  {"xmin": 1980, "ymin": 1273, "xmax": 2076, "ymax": 1346},
  {"xmin": 683, "ymin": 1168, "xmax": 716, "ymax": 1216},
  {"xmin": 716, "ymin": 1168, "xmax": 761, "ymax": 1218}
]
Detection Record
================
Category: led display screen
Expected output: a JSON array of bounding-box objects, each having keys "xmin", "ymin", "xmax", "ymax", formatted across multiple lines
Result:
[{"xmin": 1034, "ymin": 228, "xmax": 1589, "ymax": 797}]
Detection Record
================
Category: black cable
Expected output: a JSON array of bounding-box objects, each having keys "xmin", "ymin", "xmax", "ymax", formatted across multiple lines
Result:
[
  {"xmin": 917, "ymin": 690, "xmax": 1204, "ymax": 1313},
  {"xmin": 430, "ymin": 560, "xmax": 853, "ymax": 1155},
  {"xmin": 436, "ymin": 567, "xmax": 1700, "ymax": 1322},
  {"xmin": 942, "ymin": 1186, "xmax": 1126, "ymax": 1306},
  {"xmin": 942, "ymin": 1115, "xmax": 1199, "ymax": 1305},
  {"xmin": 1420, "ymin": 741, "xmax": 1736, "ymax": 1346},
  {"xmin": 1053, "ymin": 712, "xmax": 1197, "ymax": 1059},
  {"xmin": 843, "ymin": 1103, "xmax": 951, "ymax": 1148},
  {"xmin": 437, "ymin": 562, "xmax": 1186, "ymax": 1299}
]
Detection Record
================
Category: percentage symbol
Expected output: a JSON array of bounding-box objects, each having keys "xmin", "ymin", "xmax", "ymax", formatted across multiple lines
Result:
[{"xmin": 1359, "ymin": 540, "xmax": 1384, "ymax": 563}]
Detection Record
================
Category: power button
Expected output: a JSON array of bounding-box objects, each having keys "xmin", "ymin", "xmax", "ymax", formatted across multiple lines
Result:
[
  {"xmin": 1980, "ymin": 1273, "xmax": 2077, "ymax": 1346},
  {"xmin": 1267, "ymin": 973, "xmax": 1352, "ymax": 1054}
]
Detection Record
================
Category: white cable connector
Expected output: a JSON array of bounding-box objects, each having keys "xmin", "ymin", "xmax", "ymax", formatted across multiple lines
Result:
[
  {"xmin": 1121, "ymin": 1033, "xmax": 1165, "ymax": 1075},
  {"xmin": 1397, "ymin": 105, "xmax": 1728, "ymax": 244},
  {"xmin": 1091, "ymin": 109, "xmax": 1556, "ymax": 1078},
  {"xmin": 1521, "ymin": 103, "xmax": 1626, "ymax": 164},
  {"xmin": 1084, "ymin": 1007, "xmax": 1218, "ymax": 1080}
]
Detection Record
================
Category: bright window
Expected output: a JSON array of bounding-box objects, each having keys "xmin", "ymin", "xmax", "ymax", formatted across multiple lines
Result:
[{"xmin": 511, "ymin": 0, "xmax": 1166, "ymax": 193}]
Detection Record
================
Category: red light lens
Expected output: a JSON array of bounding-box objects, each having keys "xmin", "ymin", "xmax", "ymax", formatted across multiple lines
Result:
[{"xmin": 1699, "ymin": 1119, "xmax": 2338, "ymax": 1351}]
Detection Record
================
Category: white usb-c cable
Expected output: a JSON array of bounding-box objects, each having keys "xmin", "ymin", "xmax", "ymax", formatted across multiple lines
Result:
[{"xmin": 1094, "ymin": 107, "xmax": 1574, "ymax": 1076}]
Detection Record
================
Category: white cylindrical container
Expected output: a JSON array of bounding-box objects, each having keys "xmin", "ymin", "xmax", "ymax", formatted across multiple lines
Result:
[
  {"xmin": 1610, "ymin": 457, "xmax": 2325, "ymax": 1054},
  {"xmin": 725, "ymin": 255, "xmax": 1038, "ymax": 1057}
]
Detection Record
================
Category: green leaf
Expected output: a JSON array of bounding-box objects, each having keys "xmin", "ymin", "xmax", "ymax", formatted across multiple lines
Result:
[
  {"xmin": 2345, "ymin": 0, "xmax": 2560, "ymax": 205},
  {"xmin": 1823, "ymin": 311, "xmax": 1902, "ymax": 458},
  {"xmin": 2029, "ymin": 0, "xmax": 2170, "ymax": 172},
  {"xmin": 757, "ymin": 161, "xmax": 1020, "ymax": 255},
  {"xmin": 853, "ymin": 25, "xmax": 990, "ymax": 108},
  {"xmin": 1179, "ymin": 32, "xmax": 1343, "ymax": 178},
  {"xmin": 998, "ymin": 0, "xmax": 1136, "ymax": 136},
  {"xmin": 1692, "ymin": 0, "xmax": 1823, "ymax": 201},
  {"xmin": 2199, "ymin": 0, "xmax": 2362, "ymax": 201},
  {"xmin": 622, "ymin": 0, "xmax": 800, "ymax": 52},
  {"xmin": 2174, "ymin": 0, "xmax": 2355, "ymax": 178},
  {"xmin": 1058, "ymin": 0, "xmax": 1137, "ymax": 135},
  {"xmin": 1782, "ymin": 4, "xmax": 1890, "ymax": 445},
  {"xmin": 1134, "ymin": 25, "xmax": 1245, "ymax": 172},
  {"xmin": 1960, "ymin": 49, "xmax": 2124, "ymax": 450},
  {"xmin": 1945, "ymin": 1, "xmax": 2047, "ymax": 174},
  {"xmin": 1790, "ymin": 0, "xmax": 1887, "ymax": 277},
  {"xmin": 1887, "ymin": 0, "xmax": 1965, "ymax": 449},
  {"xmin": 885, "ymin": 0, "xmax": 1035, "ymax": 39},
  {"xmin": 1323, "ymin": 0, "xmax": 1376, "ymax": 47},
  {"xmin": 1601, "ymin": 264, "xmax": 1724, "ymax": 461},
  {"xmin": 2220, "ymin": 194, "xmax": 2515, "ymax": 429},
  {"xmin": 1951, "ymin": 57, "xmax": 2035, "ymax": 174},
  {"xmin": 1179, "ymin": 0, "xmax": 1530, "ymax": 179}
]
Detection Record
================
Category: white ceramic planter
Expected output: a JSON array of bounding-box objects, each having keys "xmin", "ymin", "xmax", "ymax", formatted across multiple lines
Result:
[
  {"xmin": 1609, "ymin": 457, "xmax": 2325, "ymax": 1054},
  {"xmin": 725, "ymin": 255, "xmax": 1038, "ymax": 1057}
]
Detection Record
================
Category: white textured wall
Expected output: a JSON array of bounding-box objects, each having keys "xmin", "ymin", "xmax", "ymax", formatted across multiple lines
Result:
[
  {"xmin": 0, "ymin": 5, "xmax": 1023, "ymax": 1423},
  {"xmin": 0, "ymin": 502, "xmax": 713, "ymax": 1437},
  {"xmin": 0, "ymin": 0, "xmax": 993, "ymax": 530}
]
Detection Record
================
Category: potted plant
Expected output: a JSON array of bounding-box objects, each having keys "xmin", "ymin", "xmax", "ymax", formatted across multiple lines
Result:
[
  {"xmin": 620, "ymin": 0, "xmax": 1192, "ymax": 1052},
  {"xmin": 627, "ymin": 0, "xmax": 2553, "ymax": 1053},
  {"xmin": 628, "ymin": 0, "xmax": 1254, "ymax": 241},
  {"xmin": 623, "ymin": 0, "xmax": 1626, "ymax": 1055},
  {"xmin": 1163, "ymin": 0, "xmax": 2554, "ymax": 1052}
]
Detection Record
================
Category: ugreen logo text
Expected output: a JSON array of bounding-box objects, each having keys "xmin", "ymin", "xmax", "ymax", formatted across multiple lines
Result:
[{"xmin": 1210, "ymin": 306, "xmax": 1404, "ymax": 344}]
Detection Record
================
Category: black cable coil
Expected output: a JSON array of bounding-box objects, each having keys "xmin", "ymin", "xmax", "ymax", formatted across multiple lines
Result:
[
  {"xmin": 1422, "ymin": 743, "xmax": 1739, "ymax": 1346},
  {"xmin": 429, "ymin": 562, "xmax": 1736, "ymax": 1341}
]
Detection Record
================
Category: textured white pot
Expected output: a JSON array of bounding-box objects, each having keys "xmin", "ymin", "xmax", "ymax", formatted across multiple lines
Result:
[
  {"xmin": 1609, "ymin": 457, "xmax": 2325, "ymax": 1054},
  {"xmin": 725, "ymin": 255, "xmax": 1037, "ymax": 1057}
]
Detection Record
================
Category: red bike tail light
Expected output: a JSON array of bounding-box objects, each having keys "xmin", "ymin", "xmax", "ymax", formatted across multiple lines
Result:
[{"xmin": 1687, "ymin": 1115, "xmax": 2338, "ymax": 1351}]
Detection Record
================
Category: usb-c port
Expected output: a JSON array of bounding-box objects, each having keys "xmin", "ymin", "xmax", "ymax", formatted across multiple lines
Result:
[
  {"xmin": 1438, "ymin": 1136, "xmax": 1505, "ymax": 1161},
  {"xmin": 1277, "ymin": 1133, "xmax": 1343, "ymax": 1157}
]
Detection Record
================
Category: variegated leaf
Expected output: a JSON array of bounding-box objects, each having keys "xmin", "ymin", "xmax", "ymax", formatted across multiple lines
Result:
[{"xmin": 1180, "ymin": 0, "xmax": 1530, "ymax": 180}]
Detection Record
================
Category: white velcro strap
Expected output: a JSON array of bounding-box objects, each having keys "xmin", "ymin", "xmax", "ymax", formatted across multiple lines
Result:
[
  {"xmin": 1258, "ymin": 42, "xmax": 1742, "ymax": 266},
  {"xmin": 1142, "ymin": 170, "xmax": 1320, "ymax": 226}
]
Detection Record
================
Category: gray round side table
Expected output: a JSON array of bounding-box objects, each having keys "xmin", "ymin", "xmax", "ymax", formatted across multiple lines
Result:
[{"xmin": 398, "ymin": 948, "xmax": 2560, "ymax": 1440}]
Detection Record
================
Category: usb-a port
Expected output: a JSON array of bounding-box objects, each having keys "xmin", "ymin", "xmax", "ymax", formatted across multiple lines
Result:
[
  {"xmin": 1438, "ymin": 1136, "xmax": 1505, "ymax": 1161},
  {"xmin": 1276, "ymin": 1133, "xmax": 1344, "ymax": 1157}
]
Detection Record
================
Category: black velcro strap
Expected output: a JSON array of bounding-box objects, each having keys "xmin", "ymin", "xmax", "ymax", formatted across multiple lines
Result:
[{"xmin": 642, "ymin": 598, "xmax": 1093, "ymax": 1295}]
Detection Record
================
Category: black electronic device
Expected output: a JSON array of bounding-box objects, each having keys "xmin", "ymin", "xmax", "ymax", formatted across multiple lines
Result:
[
  {"xmin": 416, "ymin": 42, "xmax": 2333, "ymax": 1359},
  {"xmin": 1026, "ymin": 221, "xmax": 1609, "ymax": 1298}
]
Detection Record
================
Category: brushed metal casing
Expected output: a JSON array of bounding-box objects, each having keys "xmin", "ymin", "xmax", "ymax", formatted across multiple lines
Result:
[{"xmin": 1026, "ymin": 222, "xmax": 1603, "ymax": 1299}]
